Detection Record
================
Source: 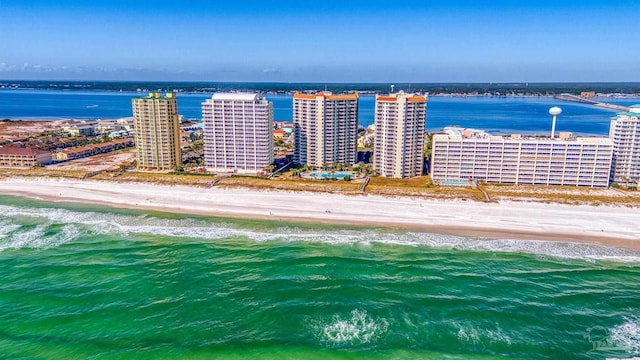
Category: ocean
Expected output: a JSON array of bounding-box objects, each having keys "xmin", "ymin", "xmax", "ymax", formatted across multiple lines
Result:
[
  {"xmin": 1, "ymin": 87, "xmax": 640, "ymax": 358},
  {"xmin": 2, "ymin": 88, "xmax": 639, "ymax": 135},
  {"xmin": 0, "ymin": 195, "xmax": 639, "ymax": 359}
]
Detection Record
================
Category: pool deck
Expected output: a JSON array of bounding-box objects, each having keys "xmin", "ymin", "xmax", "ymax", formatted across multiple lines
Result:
[{"xmin": 302, "ymin": 171, "xmax": 363, "ymax": 180}]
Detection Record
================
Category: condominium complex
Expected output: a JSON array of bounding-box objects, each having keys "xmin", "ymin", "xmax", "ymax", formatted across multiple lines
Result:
[
  {"xmin": 373, "ymin": 92, "xmax": 427, "ymax": 178},
  {"xmin": 431, "ymin": 127, "xmax": 613, "ymax": 187},
  {"xmin": 202, "ymin": 93, "xmax": 273, "ymax": 174},
  {"xmin": 132, "ymin": 92, "xmax": 181, "ymax": 171},
  {"xmin": 0, "ymin": 147, "xmax": 52, "ymax": 167},
  {"xmin": 293, "ymin": 92, "xmax": 358, "ymax": 167},
  {"xmin": 609, "ymin": 105, "xmax": 640, "ymax": 184}
]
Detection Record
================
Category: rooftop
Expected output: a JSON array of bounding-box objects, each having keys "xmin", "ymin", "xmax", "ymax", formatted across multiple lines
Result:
[
  {"xmin": 437, "ymin": 126, "xmax": 611, "ymax": 144},
  {"xmin": 293, "ymin": 92, "xmax": 359, "ymax": 100},
  {"xmin": 137, "ymin": 92, "xmax": 177, "ymax": 100},
  {"xmin": 614, "ymin": 109, "xmax": 640, "ymax": 117},
  {"xmin": 209, "ymin": 93, "xmax": 261, "ymax": 101},
  {"xmin": 376, "ymin": 91, "xmax": 427, "ymax": 102},
  {"xmin": 0, "ymin": 147, "xmax": 50, "ymax": 156}
]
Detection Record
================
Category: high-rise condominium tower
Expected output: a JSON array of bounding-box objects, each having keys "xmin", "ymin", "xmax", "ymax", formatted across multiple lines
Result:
[
  {"xmin": 373, "ymin": 92, "xmax": 427, "ymax": 178},
  {"xmin": 293, "ymin": 92, "xmax": 359, "ymax": 167},
  {"xmin": 202, "ymin": 93, "xmax": 274, "ymax": 174},
  {"xmin": 132, "ymin": 92, "xmax": 181, "ymax": 171},
  {"xmin": 609, "ymin": 104, "xmax": 640, "ymax": 184}
]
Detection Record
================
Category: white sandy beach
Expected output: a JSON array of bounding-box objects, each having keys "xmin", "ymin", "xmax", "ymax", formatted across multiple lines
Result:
[{"xmin": 0, "ymin": 178, "xmax": 638, "ymax": 248}]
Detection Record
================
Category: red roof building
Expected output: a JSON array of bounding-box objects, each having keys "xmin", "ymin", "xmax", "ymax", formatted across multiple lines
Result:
[{"xmin": 0, "ymin": 147, "xmax": 52, "ymax": 167}]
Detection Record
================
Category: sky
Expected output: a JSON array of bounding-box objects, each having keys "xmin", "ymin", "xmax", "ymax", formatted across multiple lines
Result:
[{"xmin": 1, "ymin": 0, "xmax": 638, "ymax": 82}]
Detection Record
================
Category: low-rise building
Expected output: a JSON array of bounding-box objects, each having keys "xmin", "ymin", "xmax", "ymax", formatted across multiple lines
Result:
[
  {"xmin": 274, "ymin": 129, "xmax": 287, "ymax": 140},
  {"xmin": 95, "ymin": 118, "xmax": 134, "ymax": 134},
  {"xmin": 431, "ymin": 127, "xmax": 613, "ymax": 187},
  {"xmin": 0, "ymin": 147, "xmax": 52, "ymax": 167},
  {"xmin": 53, "ymin": 139, "xmax": 134, "ymax": 161},
  {"xmin": 62, "ymin": 121, "xmax": 96, "ymax": 137}
]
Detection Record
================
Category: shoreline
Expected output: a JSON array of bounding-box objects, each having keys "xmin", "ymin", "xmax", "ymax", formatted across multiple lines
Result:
[
  {"xmin": 2, "ymin": 86, "xmax": 640, "ymax": 97},
  {"xmin": 0, "ymin": 178, "xmax": 638, "ymax": 250}
]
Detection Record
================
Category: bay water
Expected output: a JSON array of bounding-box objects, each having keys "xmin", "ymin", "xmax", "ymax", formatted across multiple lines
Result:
[{"xmin": 2, "ymin": 89, "xmax": 638, "ymax": 135}]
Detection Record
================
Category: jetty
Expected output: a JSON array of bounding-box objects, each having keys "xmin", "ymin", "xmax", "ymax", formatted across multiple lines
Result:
[{"xmin": 554, "ymin": 93, "xmax": 630, "ymax": 112}]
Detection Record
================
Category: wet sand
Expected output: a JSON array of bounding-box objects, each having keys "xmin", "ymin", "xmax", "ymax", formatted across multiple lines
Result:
[{"xmin": 0, "ymin": 178, "xmax": 638, "ymax": 249}]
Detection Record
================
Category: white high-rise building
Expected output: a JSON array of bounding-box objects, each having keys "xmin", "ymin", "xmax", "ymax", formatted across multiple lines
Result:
[
  {"xmin": 609, "ymin": 105, "xmax": 640, "ymax": 184},
  {"xmin": 431, "ymin": 127, "xmax": 613, "ymax": 188},
  {"xmin": 293, "ymin": 92, "xmax": 359, "ymax": 167},
  {"xmin": 374, "ymin": 92, "xmax": 427, "ymax": 178},
  {"xmin": 132, "ymin": 92, "xmax": 181, "ymax": 171},
  {"xmin": 202, "ymin": 93, "xmax": 273, "ymax": 174}
]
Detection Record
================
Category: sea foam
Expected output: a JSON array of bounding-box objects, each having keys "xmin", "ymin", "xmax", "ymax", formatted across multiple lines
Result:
[
  {"xmin": 455, "ymin": 322, "xmax": 513, "ymax": 346},
  {"xmin": 312, "ymin": 309, "xmax": 388, "ymax": 347},
  {"xmin": 610, "ymin": 315, "xmax": 640, "ymax": 355},
  {"xmin": 0, "ymin": 203, "xmax": 639, "ymax": 262},
  {"xmin": 0, "ymin": 223, "xmax": 81, "ymax": 251}
]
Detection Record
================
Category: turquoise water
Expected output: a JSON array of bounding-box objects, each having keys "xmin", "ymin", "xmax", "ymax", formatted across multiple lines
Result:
[
  {"xmin": 1, "ymin": 195, "xmax": 639, "ymax": 359},
  {"xmin": 440, "ymin": 181, "xmax": 471, "ymax": 186}
]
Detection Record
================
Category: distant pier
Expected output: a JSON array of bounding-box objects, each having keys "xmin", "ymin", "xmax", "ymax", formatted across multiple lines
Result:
[{"xmin": 554, "ymin": 93, "xmax": 630, "ymax": 112}]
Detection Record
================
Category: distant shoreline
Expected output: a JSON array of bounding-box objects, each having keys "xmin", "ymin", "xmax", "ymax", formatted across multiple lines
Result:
[
  {"xmin": 2, "ymin": 88, "xmax": 640, "ymax": 99},
  {"xmin": 2, "ymin": 87, "xmax": 639, "ymax": 102},
  {"xmin": 2, "ymin": 80, "xmax": 640, "ymax": 96}
]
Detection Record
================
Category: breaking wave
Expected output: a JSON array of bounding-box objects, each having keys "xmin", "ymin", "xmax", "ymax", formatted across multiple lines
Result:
[
  {"xmin": 610, "ymin": 315, "xmax": 640, "ymax": 355},
  {"xmin": 0, "ymin": 223, "xmax": 81, "ymax": 251},
  {"xmin": 455, "ymin": 322, "xmax": 512, "ymax": 346},
  {"xmin": 311, "ymin": 309, "xmax": 388, "ymax": 347},
  {"xmin": 0, "ymin": 203, "xmax": 639, "ymax": 262}
]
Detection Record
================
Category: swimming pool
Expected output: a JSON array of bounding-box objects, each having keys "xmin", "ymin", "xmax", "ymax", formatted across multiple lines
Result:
[
  {"xmin": 309, "ymin": 172, "xmax": 353, "ymax": 180},
  {"xmin": 441, "ymin": 181, "xmax": 471, "ymax": 186}
]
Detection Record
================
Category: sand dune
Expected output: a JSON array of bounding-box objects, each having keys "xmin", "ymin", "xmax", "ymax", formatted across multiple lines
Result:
[{"xmin": 0, "ymin": 178, "xmax": 638, "ymax": 249}]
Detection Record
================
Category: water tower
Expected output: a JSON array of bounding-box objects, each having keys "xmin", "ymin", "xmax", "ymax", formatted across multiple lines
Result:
[{"xmin": 549, "ymin": 106, "xmax": 562, "ymax": 138}]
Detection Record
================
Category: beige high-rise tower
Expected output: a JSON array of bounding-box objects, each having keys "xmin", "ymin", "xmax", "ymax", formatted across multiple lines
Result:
[
  {"xmin": 132, "ymin": 92, "xmax": 181, "ymax": 171},
  {"xmin": 374, "ymin": 91, "xmax": 427, "ymax": 178},
  {"xmin": 293, "ymin": 92, "xmax": 359, "ymax": 167}
]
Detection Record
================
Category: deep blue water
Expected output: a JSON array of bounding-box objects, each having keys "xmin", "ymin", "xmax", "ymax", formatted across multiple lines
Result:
[{"xmin": 1, "ymin": 89, "xmax": 636, "ymax": 135}]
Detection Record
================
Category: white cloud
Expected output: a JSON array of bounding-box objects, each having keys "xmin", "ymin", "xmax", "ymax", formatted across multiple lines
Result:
[{"xmin": 0, "ymin": 63, "xmax": 17, "ymax": 72}]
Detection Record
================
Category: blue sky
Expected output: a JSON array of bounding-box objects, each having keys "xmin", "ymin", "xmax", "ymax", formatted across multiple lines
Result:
[{"xmin": 1, "ymin": 0, "xmax": 638, "ymax": 82}]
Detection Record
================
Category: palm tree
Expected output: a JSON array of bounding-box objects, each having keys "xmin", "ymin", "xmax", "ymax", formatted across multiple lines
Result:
[
  {"xmin": 263, "ymin": 164, "xmax": 275, "ymax": 174},
  {"xmin": 191, "ymin": 141, "xmax": 203, "ymax": 153}
]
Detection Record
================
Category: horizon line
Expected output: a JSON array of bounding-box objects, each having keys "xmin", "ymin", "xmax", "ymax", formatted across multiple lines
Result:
[{"xmin": 3, "ymin": 79, "xmax": 640, "ymax": 85}]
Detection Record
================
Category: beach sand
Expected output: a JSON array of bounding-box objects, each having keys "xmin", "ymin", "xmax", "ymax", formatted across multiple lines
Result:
[{"xmin": 0, "ymin": 177, "xmax": 638, "ymax": 249}]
